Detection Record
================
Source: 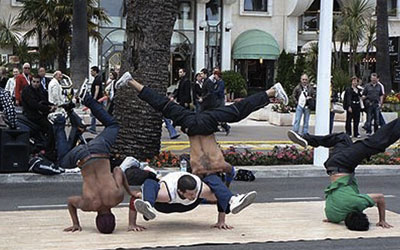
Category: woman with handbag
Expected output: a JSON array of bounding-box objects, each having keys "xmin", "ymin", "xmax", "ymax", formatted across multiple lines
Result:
[{"xmin": 344, "ymin": 76, "xmax": 362, "ymax": 138}]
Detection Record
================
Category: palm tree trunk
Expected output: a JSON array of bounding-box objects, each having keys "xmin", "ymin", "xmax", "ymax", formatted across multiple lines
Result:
[
  {"xmin": 71, "ymin": 0, "xmax": 89, "ymax": 88},
  {"xmin": 57, "ymin": 20, "xmax": 70, "ymax": 73},
  {"xmin": 113, "ymin": 0, "xmax": 178, "ymax": 160},
  {"xmin": 376, "ymin": 0, "xmax": 391, "ymax": 93}
]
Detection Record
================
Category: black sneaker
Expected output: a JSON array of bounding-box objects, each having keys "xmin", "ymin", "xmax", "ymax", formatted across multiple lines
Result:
[{"xmin": 287, "ymin": 130, "xmax": 308, "ymax": 148}]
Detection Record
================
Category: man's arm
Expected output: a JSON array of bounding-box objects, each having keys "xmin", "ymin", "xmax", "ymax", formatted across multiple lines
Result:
[
  {"xmin": 113, "ymin": 167, "xmax": 137, "ymax": 196},
  {"xmin": 368, "ymin": 193, "xmax": 393, "ymax": 228},
  {"xmin": 211, "ymin": 212, "xmax": 233, "ymax": 230},
  {"xmin": 128, "ymin": 196, "xmax": 146, "ymax": 232},
  {"xmin": 64, "ymin": 196, "xmax": 84, "ymax": 232},
  {"xmin": 93, "ymin": 85, "xmax": 100, "ymax": 100}
]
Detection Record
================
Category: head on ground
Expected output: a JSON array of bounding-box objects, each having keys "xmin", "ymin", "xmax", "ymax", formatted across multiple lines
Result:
[
  {"xmin": 177, "ymin": 175, "xmax": 197, "ymax": 201},
  {"xmin": 96, "ymin": 210, "xmax": 116, "ymax": 234},
  {"xmin": 345, "ymin": 211, "xmax": 370, "ymax": 231}
]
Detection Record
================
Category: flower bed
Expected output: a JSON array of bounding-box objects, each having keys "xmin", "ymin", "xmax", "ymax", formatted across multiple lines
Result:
[{"xmin": 146, "ymin": 146, "xmax": 400, "ymax": 168}]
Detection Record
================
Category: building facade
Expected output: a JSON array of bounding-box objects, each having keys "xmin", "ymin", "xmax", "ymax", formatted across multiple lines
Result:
[{"xmin": 1, "ymin": 0, "xmax": 400, "ymax": 89}]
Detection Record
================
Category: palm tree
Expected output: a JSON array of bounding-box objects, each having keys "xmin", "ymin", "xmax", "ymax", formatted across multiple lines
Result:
[
  {"xmin": 340, "ymin": 0, "xmax": 373, "ymax": 76},
  {"xmin": 70, "ymin": 0, "xmax": 88, "ymax": 88},
  {"xmin": 363, "ymin": 18, "xmax": 376, "ymax": 82},
  {"xmin": 376, "ymin": 0, "xmax": 391, "ymax": 93},
  {"xmin": 0, "ymin": 15, "xmax": 21, "ymax": 50},
  {"xmin": 113, "ymin": 0, "xmax": 178, "ymax": 160},
  {"xmin": 15, "ymin": 0, "xmax": 109, "ymax": 71}
]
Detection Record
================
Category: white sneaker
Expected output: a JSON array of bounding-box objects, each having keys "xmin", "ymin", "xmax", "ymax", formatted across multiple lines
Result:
[
  {"xmin": 119, "ymin": 156, "xmax": 140, "ymax": 172},
  {"xmin": 47, "ymin": 111, "xmax": 66, "ymax": 125},
  {"xmin": 134, "ymin": 199, "xmax": 157, "ymax": 220},
  {"xmin": 229, "ymin": 191, "xmax": 257, "ymax": 214},
  {"xmin": 287, "ymin": 130, "xmax": 308, "ymax": 148},
  {"xmin": 272, "ymin": 82, "xmax": 289, "ymax": 105},
  {"xmin": 115, "ymin": 72, "xmax": 133, "ymax": 89}
]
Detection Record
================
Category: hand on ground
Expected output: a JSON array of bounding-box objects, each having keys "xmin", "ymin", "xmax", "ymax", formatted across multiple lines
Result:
[
  {"xmin": 128, "ymin": 224, "xmax": 146, "ymax": 232},
  {"xmin": 63, "ymin": 225, "xmax": 82, "ymax": 232},
  {"xmin": 211, "ymin": 222, "xmax": 234, "ymax": 230}
]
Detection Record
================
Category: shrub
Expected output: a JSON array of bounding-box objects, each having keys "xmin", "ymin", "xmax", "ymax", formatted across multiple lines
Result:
[{"xmin": 222, "ymin": 70, "xmax": 247, "ymax": 98}]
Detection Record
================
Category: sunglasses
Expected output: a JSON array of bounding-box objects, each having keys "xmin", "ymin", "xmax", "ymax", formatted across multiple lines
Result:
[
  {"xmin": 32, "ymin": 80, "xmax": 40, "ymax": 83},
  {"xmin": 24, "ymin": 67, "xmax": 30, "ymax": 69}
]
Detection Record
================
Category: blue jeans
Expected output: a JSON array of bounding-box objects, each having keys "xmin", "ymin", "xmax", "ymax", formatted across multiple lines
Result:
[
  {"xmin": 56, "ymin": 94, "xmax": 119, "ymax": 169},
  {"xmin": 293, "ymin": 105, "xmax": 310, "ymax": 135},
  {"xmin": 163, "ymin": 118, "xmax": 179, "ymax": 138},
  {"xmin": 203, "ymin": 174, "xmax": 233, "ymax": 213},
  {"xmin": 366, "ymin": 104, "xmax": 380, "ymax": 133},
  {"xmin": 90, "ymin": 112, "xmax": 96, "ymax": 131},
  {"xmin": 138, "ymin": 87, "xmax": 270, "ymax": 136}
]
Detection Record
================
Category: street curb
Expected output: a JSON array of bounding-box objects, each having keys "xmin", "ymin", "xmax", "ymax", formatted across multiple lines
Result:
[{"xmin": 1, "ymin": 165, "xmax": 399, "ymax": 184}]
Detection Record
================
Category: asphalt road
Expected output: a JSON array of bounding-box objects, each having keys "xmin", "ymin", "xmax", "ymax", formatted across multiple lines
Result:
[
  {"xmin": 2, "ymin": 176, "xmax": 399, "ymax": 212},
  {"xmin": 2, "ymin": 176, "xmax": 399, "ymax": 250}
]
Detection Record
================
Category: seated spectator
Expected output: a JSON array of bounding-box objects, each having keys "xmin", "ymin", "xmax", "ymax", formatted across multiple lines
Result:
[{"xmin": 21, "ymin": 75, "xmax": 57, "ymax": 158}]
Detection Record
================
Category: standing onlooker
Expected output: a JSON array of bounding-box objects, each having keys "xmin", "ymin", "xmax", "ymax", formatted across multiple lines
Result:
[
  {"xmin": 362, "ymin": 73, "xmax": 384, "ymax": 136},
  {"xmin": 344, "ymin": 76, "xmax": 362, "ymax": 138},
  {"xmin": 172, "ymin": 68, "xmax": 191, "ymax": 109},
  {"xmin": 192, "ymin": 72, "xmax": 203, "ymax": 112},
  {"xmin": 214, "ymin": 68, "xmax": 230, "ymax": 135},
  {"xmin": 48, "ymin": 71, "xmax": 65, "ymax": 107},
  {"xmin": 377, "ymin": 75, "xmax": 386, "ymax": 127},
  {"xmin": 105, "ymin": 71, "xmax": 117, "ymax": 115},
  {"xmin": 292, "ymin": 74, "xmax": 315, "ymax": 135},
  {"xmin": 0, "ymin": 67, "xmax": 8, "ymax": 89},
  {"xmin": 200, "ymin": 68, "xmax": 219, "ymax": 111},
  {"xmin": 15, "ymin": 62, "xmax": 31, "ymax": 106},
  {"xmin": 5, "ymin": 67, "xmax": 19, "ymax": 100},
  {"xmin": 89, "ymin": 66, "xmax": 103, "ymax": 134},
  {"xmin": 38, "ymin": 67, "xmax": 50, "ymax": 98}
]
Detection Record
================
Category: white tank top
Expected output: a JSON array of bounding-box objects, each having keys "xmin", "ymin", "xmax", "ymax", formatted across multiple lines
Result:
[{"xmin": 160, "ymin": 172, "xmax": 202, "ymax": 205}]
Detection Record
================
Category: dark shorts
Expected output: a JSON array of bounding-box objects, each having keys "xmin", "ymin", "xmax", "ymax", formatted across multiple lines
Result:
[{"xmin": 154, "ymin": 198, "xmax": 202, "ymax": 213}]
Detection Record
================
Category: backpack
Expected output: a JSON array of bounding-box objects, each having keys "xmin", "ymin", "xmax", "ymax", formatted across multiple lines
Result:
[{"xmin": 234, "ymin": 169, "xmax": 255, "ymax": 182}]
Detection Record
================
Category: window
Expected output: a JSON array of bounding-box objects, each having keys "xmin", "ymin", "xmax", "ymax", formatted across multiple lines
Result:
[
  {"xmin": 11, "ymin": 0, "xmax": 25, "ymax": 7},
  {"xmin": 244, "ymin": 0, "xmax": 268, "ymax": 12},
  {"xmin": 240, "ymin": 0, "xmax": 272, "ymax": 16},
  {"xmin": 388, "ymin": 0, "xmax": 397, "ymax": 16}
]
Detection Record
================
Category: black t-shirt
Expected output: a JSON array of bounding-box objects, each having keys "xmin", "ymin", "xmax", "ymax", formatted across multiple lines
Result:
[
  {"xmin": 0, "ymin": 77, "xmax": 8, "ymax": 89},
  {"xmin": 91, "ymin": 75, "xmax": 103, "ymax": 100}
]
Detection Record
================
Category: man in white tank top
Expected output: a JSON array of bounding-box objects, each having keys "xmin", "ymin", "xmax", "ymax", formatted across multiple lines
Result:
[{"xmin": 128, "ymin": 171, "xmax": 256, "ymax": 231}]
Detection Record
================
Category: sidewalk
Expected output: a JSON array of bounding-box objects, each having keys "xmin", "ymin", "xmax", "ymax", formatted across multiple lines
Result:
[{"xmin": 1, "ymin": 164, "xmax": 399, "ymax": 184}]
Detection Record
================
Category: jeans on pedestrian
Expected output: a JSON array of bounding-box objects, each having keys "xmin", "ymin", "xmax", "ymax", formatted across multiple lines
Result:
[
  {"xmin": 58, "ymin": 94, "xmax": 119, "ymax": 169},
  {"xmin": 304, "ymin": 118, "xmax": 400, "ymax": 174},
  {"xmin": 203, "ymin": 174, "xmax": 233, "ymax": 213},
  {"xmin": 293, "ymin": 105, "xmax": 310, "ymax": 135},
  {"xmin": 163, "ymin": 118, "xmax": 179, "ymax": 138},
  {"xmin": 366, "ymin": 104, "xmax": 380, "ymax": 133},
  {"xmin": 138, "ymin": 86, "xmax": 269, "ymax": 136}
]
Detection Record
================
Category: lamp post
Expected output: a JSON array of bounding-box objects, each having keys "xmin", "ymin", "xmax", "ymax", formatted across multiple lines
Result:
[{"xmin": 313, "ymin": 0, "xmax": 334, "ymax": 166}]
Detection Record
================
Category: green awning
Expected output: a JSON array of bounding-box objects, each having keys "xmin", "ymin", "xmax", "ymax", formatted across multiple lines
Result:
[{"xmin": 232, "ymin": 29, "xmax": 280, "ymax": 60}]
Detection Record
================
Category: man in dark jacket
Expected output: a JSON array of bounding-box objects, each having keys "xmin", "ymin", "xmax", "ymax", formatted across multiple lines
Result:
[
  {"xmin": 172, "ymin": 68, "xmax": 191, "ymax": 109},
  {"xmin": 21, "ymin": 75, "xmax": 57, "ymax": 155},
  {"xmin": 200, "ymin": 68, "xmax": 219, "ymax": 111}
]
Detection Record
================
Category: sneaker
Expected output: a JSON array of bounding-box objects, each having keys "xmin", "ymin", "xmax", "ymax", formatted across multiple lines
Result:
[
  {"xmin": 78, "ymin": 78, "xmax": 89, "ymax": 100},
  {"xmin": 287, "ymin": 130, "xmax": 308, "ymax": 148},
  {"xmin": 119, "ymin": 156, "xmax": 140, "ymax": 172},
  {"xmin": 47, "ymin": 112, "xmax": 66, "ymax": 125},
  {"xmin": 230, "ymin": 191, "xmax": 257, "ymax": 214},
  {"xmin": 355, "ymin": 135, "xmax": 361, "ymax": 138},
  {"xmin": 134, "ymin": 199, "xmax": 157, "ymax": 220},
  {"xmin": 272, "ymin": 82, "xmax": 289, "ymax": 105},
  {"xmin": 115, "ymin": 71, "xmax": 133, "ymax": 89}
]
